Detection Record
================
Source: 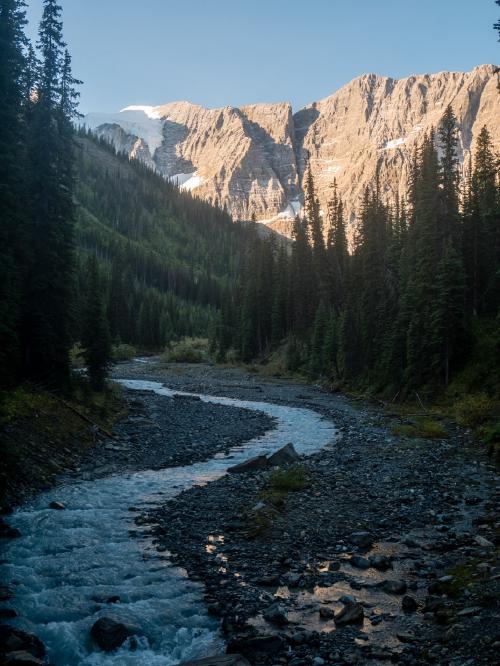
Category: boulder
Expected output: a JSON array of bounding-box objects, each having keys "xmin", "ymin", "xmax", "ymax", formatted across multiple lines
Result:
[
  {"xmin": 227, "ymin": 634, "xmax": 284, "ymax": 658},
  {"xmin": 267, "ymin": 443, "xmax": 300, "ymax": 467},
  {"xmin": 369, "ymin": 554, "xmax": 391, "ymax": 571},
  {"xmin": 0, "ymin": 627, "xmax": 46, "ymax": 659},
  {"xmin": 90, "ymin": 617, "xmax": 134, "ymax": 651},
  {"xmin": 180, "ymin": 656, "xmax": 250, "ymax": 666},
  {"xmin": 402, "ymin": 595, "xmax": 418, "ymax": 612},
  {"xmin": 349, "ymin": 555, "xmax": 370, "ymax": 569},
  {"xmin": 334, "ymin": 601, "xmax": 364, "ymax": 626},
  {"xmin": 0, "ymin": 519, "xmax": 21, "ymax": 539},
  {"xmin": 228, "ymin": 455, "xmax": 269, "ymax": 474},
  {"xmin": 263, "ymin": 603, "xmax": 288, "ymax": 626},
  {"xmin": 382, "ymin": 579, "xmax": 407, "ymax": 595},
  {"xmin": 319, "ymin": 606, "xmax": 336, "ymax": 620}
]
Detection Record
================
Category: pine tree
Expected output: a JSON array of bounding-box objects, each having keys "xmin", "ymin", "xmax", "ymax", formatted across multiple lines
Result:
[
  {"xmin": 0, "ymin": 0, "xmax": 27, "ymax": 386},
  {"xmin": 495, "ymin": 0, "xmax": 500, "ymax": 40},
  {"xmin": 82, "ymin": 257, "xmax": 111, "ymax": 391},
  {"xmin": 430, "ymin": 245, "xmax": 467, "ymax": 387},
  {"xmin": 326, "ymin": 181, "xmax": 349, "ymax": 312},
  {"xmin": 464, "ymin": 127, "xmax": 499, "ymax": 315},
  {"xmin": 309, "ymin": 302, "xmax": 328, "ymax": 375},
  {"xmin": 289, "ymin": 216, "xmax": 316, "ymax": 335},
  {"xmin": 23, "ymin": 0, "xmax": 80, "ymax": 387}
]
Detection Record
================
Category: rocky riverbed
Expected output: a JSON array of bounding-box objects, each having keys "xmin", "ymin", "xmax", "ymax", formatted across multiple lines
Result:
[
  {"xmin": 1, "ymin": 359, "xmax": 499, "ymax": 665},
  {"xmin": 116, "ymin": 360, "xmax": 499, "ymax": 666}
]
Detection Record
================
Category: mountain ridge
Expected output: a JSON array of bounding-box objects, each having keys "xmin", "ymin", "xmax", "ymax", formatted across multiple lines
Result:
[{"xmin": 84, "ymin": 64, "xmax": 500, "ymax": 235}]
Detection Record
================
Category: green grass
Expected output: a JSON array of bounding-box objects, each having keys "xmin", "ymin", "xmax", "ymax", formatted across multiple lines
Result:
[
  {"xmin": 246, "ymin": 465, "xmax": 310, "ymax": 538},
  {"xmin": 391, "ymin": 418, "xmax": 448, "ymax": 439}
]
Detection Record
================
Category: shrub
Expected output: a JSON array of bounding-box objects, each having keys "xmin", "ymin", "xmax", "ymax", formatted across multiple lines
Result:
[
  {"xmin": 419, "ymin": 419, "xmax": 448, "ymax": 439},
  {"xmin": 162, "ymin": 337, "xmax": 209, "ymax": 363},
  {"xmin": 455, "ymin": 394, "xmax": 493, "ymax": 429},
  {"xmin": 112, "ymin": 343, "xmax": 138, "ymax": 362},
  {"xmin": 260, "ymin": 465, "xmax": 310, "ymax": 503},
  {"xmin": 391, "ymin": 419, "xmax": 447, "ymax": 439}
]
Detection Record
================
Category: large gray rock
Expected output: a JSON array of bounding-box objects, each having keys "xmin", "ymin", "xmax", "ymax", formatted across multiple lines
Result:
[
  {"xmin": 228, "ymin": 455, "xmax": 269, "ymax": 474},
  {"xmin": 267, "ymin": 443, "xmax": 300, "ymax": 467},
  {"xmin": 90, "ymin": 617, "xmax": 136, "ymax": 651},
  {"xmin": 0, "ymin": 627, "xmax": 45, "ymax": 660},
  {"xmin": 334, "ymin": 601, "xmax": 365, "ymax": 626},
  {"xmin": 382, "ymin": 579, "xmax": 407, "ymax": 595}
]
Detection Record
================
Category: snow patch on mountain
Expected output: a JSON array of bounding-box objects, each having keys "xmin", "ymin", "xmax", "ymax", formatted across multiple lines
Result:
[
  {"xmin": 84, "ymin": 108, "xmax": 164, "ymax": 154},
  {"xmin": 384, "ymin": 137, "xmax": 406, "ymax": 150},
  {"xmin": 170, "ymin": 172, "xmax": 204, "ymax": 191}
]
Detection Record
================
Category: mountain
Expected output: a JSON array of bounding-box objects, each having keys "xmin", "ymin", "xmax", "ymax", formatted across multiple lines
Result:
[
  {"xmin": 73, "ymin": 132, "xmax": 255, "ymax": 348},
  {"xmin": 84, "ymin": 65, "xmax": 500, "ymax": 236}
]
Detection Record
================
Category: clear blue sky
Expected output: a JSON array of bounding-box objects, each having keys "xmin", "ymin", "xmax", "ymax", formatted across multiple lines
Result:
[{"xmin": 25, "ymin": 0, "xmax": 499, "ymax": 114}]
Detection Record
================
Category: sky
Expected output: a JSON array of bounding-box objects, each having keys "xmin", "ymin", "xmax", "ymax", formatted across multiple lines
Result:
[{"xmin": 25, "ymin": 0, "xmax": 500, "ymax": 115}]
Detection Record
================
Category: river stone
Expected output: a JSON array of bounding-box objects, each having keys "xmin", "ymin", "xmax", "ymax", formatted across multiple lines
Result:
[
  {"xmin": 263, "ymin": 602, "xmax": 289, "ymax": 625},
  {"xmin": 382, "ymin": 579, "xmax": 407, "ymax": 595},
  {"xmin": 90, "ymin": 617, "xmax": 134, "ymax": 651},
  {"xmin": 49, "ymin": 501, "xmax": 65, "ymax": 510},
  {"xmin": 334, "ymin": 601, "xmax": 364, "ymax": 626},
  {"xmin": 369, "ymin": 554, "xmax": 391, "ymax": 571},
  {"xmin": 228, "ymin": 455, "xmax": 269, "ymax": 474},
  {"xmin": 319, "ymin": 606, "xmax": 336, "ymax": 619},
  {"xmin": 179, "ymin": 656, "xmax": 251, "ymax": 666},
  {"xmin": 402, "ymin": 595, "xmax": 418, "ymax": 612},
  {"xmin": 0, "ymin": 627, "xmax": 46, "ymax": 659},
  {"xmin": 227, "ymin": 634, "xmax": 284, "ymax": 658},
  {"xmin": 0, "ymin": 519, "xmax": 21, "ymax": 539},
  {"xmin": 267, "ymin": 443, "xmax": 300, "ymax": 466},
  {"xmin": 349, "ymin": 555, "xmax": 370, "ymax": 569}
]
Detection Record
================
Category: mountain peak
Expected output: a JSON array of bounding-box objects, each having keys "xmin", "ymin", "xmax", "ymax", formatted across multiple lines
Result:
[{"xmin": 84, "ymin": 65, "xmax": 500, "ymax": 235}]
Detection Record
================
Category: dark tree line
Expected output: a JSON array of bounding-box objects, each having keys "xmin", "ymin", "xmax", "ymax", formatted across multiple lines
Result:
[
  {"xmin": 0, "ymin": 1, "xmax": 256, "ymax": 391},
  {"xmin": 0, "ymin": 0, "xmax": 79, "ymax": 389},
  {"xmin": 215, "ymin": 107, "xmax": 500, "ymax": 398}
]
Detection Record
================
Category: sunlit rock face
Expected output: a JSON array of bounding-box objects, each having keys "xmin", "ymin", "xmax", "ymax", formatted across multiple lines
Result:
[{"xmin": 84, "ymin": 65, "xmax": 500, "ymax": 237}]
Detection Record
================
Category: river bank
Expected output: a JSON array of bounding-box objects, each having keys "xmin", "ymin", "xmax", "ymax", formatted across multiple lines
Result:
[
  {"xmin": 117, "ymin": 360, "xmax": 500, "ymax": 666},
  {"xmin": 0, "ymin": 359, "xmax": 498, "ymax": 665}
]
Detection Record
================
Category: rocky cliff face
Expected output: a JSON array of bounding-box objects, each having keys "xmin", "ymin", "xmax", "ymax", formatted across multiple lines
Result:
[{"xmin": 84, "ymin": 65, "xmax": 500, "ymax": 236}]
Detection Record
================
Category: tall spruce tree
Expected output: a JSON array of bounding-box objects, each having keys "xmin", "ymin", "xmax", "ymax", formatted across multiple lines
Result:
[
  {"xmin": 82, "ymin": 257, "xmax": 111, "ymax": 391},
  {"xmin": 0, "ymin": 0, "xmax": 27, "ymax": 386},
  {"xmin": 24, "ymin": 0, "xmax": 79, "ymax": 387}
]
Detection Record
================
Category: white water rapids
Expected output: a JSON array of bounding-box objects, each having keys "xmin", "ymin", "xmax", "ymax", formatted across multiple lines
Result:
[{"xmin": 1, "ymin": 380, "xmax": 337, "ymax": 665}]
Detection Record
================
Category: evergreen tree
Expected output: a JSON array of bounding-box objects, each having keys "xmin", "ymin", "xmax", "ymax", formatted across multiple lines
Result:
[
  {"xmin": 23, "ymin": 0, "xmax": 79, "ymax": 387},
  {"xmin": 430, "ymin": 245, "xmax": 467, "ymax": 386},
  {"xmin": 326, "ymin": 181, "xmax": 349, "ymax": 312},
  {"xmin": 82, "ymin": 257, "xmax": 111, "ymax": 391},
  {"xmin": 463, "ymin": 127, "xmax": 499, "ymax": 316},
  {"xmin": 495, "ymin": 0, "xmax": 500, "ymax": 40},
  {"xmin": 0, "ymin": 0, "xmax": 27, "ymax": 386},
  {"xmin": 309, "ymin": 302, "xmax": 328, "ymax": 375},
  {"xmin": 289, "ymin": 216, "xmax": 316, "ymax": 335}
]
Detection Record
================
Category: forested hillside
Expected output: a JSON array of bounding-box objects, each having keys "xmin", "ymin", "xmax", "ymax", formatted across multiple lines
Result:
[
  {"xmin": 73, "ymin": 132, "xmax": 252, "ymax": 350},
  {"xmin": 215, "ymin": 107, "xmax": 500, "ymax": 401}
]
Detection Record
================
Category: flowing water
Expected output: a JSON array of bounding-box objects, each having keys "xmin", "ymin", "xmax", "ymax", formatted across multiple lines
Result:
[{"xmin": 1, "ymin": 380, "xmax": 337, "ymax": 665}]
